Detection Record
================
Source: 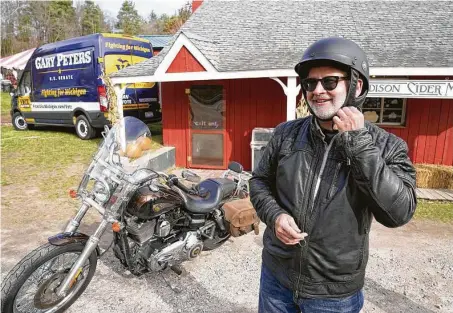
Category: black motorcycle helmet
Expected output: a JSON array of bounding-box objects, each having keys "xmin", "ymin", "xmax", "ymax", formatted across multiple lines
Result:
[{"xmin": 294, "ymin": 37, "xmax": 370, "ymax": 121}]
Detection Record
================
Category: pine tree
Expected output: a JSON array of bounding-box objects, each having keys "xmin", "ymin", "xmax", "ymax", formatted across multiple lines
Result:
[
  {"xmin": 116, "ymin": 0, "xmax": 143, "ymax": 35},
  {"xmin": 81, "ymin": 0, "xmax": 105, "ymax": 35}
]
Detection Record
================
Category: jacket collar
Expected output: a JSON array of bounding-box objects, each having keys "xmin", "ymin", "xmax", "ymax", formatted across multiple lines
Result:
[{"xmin": 310, "ymin": 116, "xmax": 328, "ymax": 141}]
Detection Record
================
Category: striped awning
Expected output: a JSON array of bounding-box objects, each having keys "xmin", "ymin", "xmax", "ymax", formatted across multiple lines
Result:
[{"xmin": 0, "ymin": 48, "xmax": 35, "ymax": 70}]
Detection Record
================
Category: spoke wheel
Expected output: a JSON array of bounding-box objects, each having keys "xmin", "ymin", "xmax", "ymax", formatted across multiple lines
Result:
[{"xmin": 1, "ymin": 242, "xmax": 97, "ymax": 313}]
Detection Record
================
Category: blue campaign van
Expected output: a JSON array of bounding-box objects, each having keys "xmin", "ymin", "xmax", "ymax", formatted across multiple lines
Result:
[{"xmin": 10, "ymin": 33, "xmax": 161, "ymax": 139}]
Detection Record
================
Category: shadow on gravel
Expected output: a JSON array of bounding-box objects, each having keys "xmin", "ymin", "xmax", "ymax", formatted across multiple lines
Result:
[
  {"xmin": 79, "ymin": 222, "xmax": 257, "ymax": 313},
  {"xmin": 365, "ymin": 279, "xmax": 435, "ymax": 313}
]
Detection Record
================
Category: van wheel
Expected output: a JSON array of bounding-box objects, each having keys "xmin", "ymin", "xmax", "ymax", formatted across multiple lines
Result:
[
  {"xmin": 75, "ymin": 115, "xmax": 94, "ymax": 140},
  {"xmin": 12, "ymin": 112, "xmax": 29, "ymax": 131}
]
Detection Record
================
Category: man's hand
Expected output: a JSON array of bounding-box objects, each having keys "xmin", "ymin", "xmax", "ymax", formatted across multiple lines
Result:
[
  {"xmin": 332, "ymin": 107, "xmax": 365, "ymax": 132},
  {"xmin": 275, "ymin": 214, "xmax": 307, "ymax": 245}
]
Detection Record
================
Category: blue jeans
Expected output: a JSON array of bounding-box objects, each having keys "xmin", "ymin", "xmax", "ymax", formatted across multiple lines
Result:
[{"xmin": 259, "ymin": 264, "xmax": 364, "ymax": 313}]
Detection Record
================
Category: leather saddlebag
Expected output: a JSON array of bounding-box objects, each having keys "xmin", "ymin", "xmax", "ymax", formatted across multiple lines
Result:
[{"xmin": 222, "ymin": 198, "xmax": 260, "ymax": 237}]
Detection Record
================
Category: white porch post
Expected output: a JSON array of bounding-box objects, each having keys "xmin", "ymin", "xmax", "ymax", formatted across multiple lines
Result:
[
  {"xmin": 286, "ymin": 77, "xmax": 300, "ymax": 121},
  {"xmin": 113, "ymin": 84, "xmax": 127, "ymax": 151},
  {"xmin": 270, "ymin": 77, "xmax": 301, "ymax": 121}
]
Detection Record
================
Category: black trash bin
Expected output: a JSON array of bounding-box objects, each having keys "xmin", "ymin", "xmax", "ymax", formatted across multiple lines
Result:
[{"xmin": 250, "ymin": 127, "xmax": 275, "ymax": 171}]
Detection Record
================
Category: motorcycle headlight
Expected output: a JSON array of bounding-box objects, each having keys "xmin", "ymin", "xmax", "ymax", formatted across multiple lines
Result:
[{"xmin": 93, "ymin": 181, "xmax": 110, "ymax": 203}]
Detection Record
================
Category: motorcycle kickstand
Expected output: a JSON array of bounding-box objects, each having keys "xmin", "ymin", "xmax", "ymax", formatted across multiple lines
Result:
[
  {"xmin": 159, "ymin": 267, "xmax": 183, "ymax": 293},
  {"xmin": 170, "ymin": 264, "xmax": 183, "ymax": 275}
]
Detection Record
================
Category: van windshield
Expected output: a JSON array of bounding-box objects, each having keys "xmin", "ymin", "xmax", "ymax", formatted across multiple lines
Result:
[{"xmin": 19, "ymin": 71, "xmax": 31, "ymax": 96}]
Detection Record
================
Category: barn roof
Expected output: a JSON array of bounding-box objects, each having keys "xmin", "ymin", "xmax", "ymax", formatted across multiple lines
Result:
[{"xmin": 111, "ymin": 0, "xmax": 453, "ymax": 79}]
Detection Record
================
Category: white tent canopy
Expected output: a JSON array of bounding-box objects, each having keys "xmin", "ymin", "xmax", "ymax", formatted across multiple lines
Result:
[{"xmin": 0, "ymin": 48, "xmax": 35, "ymax": 70}]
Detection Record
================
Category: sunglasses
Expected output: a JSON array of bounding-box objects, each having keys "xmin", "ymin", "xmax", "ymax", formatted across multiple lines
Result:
[{"xmin": 301, "ymin": 76, "xmax": 349, "ymax": 92}]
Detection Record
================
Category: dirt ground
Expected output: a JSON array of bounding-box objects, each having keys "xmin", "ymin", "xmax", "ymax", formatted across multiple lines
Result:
[{"xmin": 1, "ymin": 169, "xmax": 453, "ymax": 313}]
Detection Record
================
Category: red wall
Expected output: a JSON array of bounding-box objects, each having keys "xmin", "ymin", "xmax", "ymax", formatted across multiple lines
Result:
[
  {"xmin": 162, "ymin": 84, "xmax": 453, "ymax": 168},
  {"xmin": 192, "ymin": 0, "xmax": 203, "ymax": 13},
  {"xmin": 383, "ymin": 98, "xmax": 453, "ymax": 166},
  {"xmin": 162, "ymin": 48, "xmax": 452, "ymax": 167},
  {"xmin": 166, "ymin": 46, "xmax": 206, "ymax": 73},
  {"xmin": 161, "ymin": 78, "xmax": 287, "ymax": 169}
]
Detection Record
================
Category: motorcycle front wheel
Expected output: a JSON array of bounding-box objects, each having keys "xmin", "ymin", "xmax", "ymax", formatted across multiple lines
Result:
[{"xmin": 1, "ymin": 242, "xmax": 97, "ymax": 313}]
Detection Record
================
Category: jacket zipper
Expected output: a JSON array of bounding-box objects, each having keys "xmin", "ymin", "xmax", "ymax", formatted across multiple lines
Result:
[
  {"xmin": 310, "ymin": 134, "xmax": 340, "ymax": 214},
  {"xmin": 295, "ymin": 134, "xmax": 338, "ymax": 298},
  {"xmin": 357, "ymin": 212, "xmax": 369, "ymax": 270},
  {"xmin": 295, "ymin": 145, "xmax": 321, "ymax": 299},
  {"xmin": 327, "ymin": 162, "xmax": 342, "ymax": 199}
]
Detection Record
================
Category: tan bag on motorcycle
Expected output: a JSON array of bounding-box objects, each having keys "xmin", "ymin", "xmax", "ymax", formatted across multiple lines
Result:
[{"xmin": 222, "ymin": 198, "xmax": 260, "ymax": 237}]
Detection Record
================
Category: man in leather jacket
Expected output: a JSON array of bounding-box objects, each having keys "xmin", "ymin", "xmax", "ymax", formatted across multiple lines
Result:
[{"xmin": 249, "ymin": 37, "xmax": 417, "ymax": 313}]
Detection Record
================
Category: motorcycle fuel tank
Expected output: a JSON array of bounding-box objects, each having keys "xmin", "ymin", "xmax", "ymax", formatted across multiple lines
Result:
[{"xmin": 126, "ymin": 186, "xmax": 183, "ymax": 220}]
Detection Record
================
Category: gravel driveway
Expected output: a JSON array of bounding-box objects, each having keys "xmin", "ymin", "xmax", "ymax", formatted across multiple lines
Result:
[{"xmin": 1, "ymin": 217, "xmax": 452, "ymax": 313}]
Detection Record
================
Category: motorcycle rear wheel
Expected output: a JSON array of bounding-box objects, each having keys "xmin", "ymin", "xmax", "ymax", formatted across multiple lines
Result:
[{"xmin": 1, "ymin": 242, "xmax": 97, "ymax": 313}]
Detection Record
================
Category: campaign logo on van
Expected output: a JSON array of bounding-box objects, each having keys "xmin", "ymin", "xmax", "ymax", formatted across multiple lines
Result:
[
  {"xmin": 115, "ymin": 57, "xmax": 130, "ymax": 71},
  {"xmin": 34, "ymin": 51, "xmax": 92, "ymax": 70}
]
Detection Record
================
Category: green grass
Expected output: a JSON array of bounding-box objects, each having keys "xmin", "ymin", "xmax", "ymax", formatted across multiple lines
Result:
[
  {"xmin": 1, "ymin": 125, "xmax": 102, "ymax": 197},
  {"xmin": 414, "ymin": 200, "xmax": 453, "ymax": 223},
  {"xmin": 1, "ymin": 123, "xmax": 163, "ymax": 195},
  {"xmin": 1, "ymin": 92, "xmax": 12, "ymax": 121},
  {"xmin": 1, "ymin": 91, "xmax": 164, "ymax": 200},
  {"xmin": 148, "ymin": 121, "xmax": 162, "ymax": 135}
]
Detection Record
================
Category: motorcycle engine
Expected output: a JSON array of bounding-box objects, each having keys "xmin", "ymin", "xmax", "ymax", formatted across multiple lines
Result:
[
  {"xmin": 147, "ymin": 231, "xmax": 203, "ymax": 271},
  {"xmin": 123, "ymin": 210, "xmax": 203, "ymax": 272},
  {"xmin": 156, "ymin": 219, "xmax": 171, "ymax": 237}
]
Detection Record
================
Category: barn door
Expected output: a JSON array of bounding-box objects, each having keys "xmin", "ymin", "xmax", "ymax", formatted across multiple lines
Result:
[{"xmin": 187, "ymin": 85, "xmax": 227, "ymax": 169}]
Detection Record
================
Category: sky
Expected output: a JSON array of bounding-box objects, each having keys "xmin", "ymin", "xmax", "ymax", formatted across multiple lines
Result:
[{"xmin": 95, "ymin": 0, "xmax": 190, "ymax": 19}]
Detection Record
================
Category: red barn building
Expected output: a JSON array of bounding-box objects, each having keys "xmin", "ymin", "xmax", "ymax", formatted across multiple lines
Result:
[{"xmin": 111, "ymin": 0, "xmax": 453, "ymax": 170}]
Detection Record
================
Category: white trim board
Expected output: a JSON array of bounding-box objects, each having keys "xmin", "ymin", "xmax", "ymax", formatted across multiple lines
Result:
[
  {"xmin": 370, "ymin": 67, "xmax": 453, "ymax": 76},
  {"xmin": 112, "ymin": 69, "xmax": 298, "ymax": 84},
  {"xmin": 111, "ymin": 68, "xmax": 453, "ymax": 85}
]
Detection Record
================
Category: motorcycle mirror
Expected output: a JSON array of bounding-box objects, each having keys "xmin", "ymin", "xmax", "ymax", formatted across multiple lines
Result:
[
  {"xmin": 101, "ymin": 125, "xmax": 110, "ymax": 139},
  {"xmin": 181, "ymin": 170, "xmax": 201, "ymax": 183},
  {"xmin": 228, "ymin": 161, "xmax": 243, "ymax": 173}
]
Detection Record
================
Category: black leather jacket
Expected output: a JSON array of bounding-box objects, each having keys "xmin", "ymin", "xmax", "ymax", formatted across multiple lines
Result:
[{"xmin": 249, "ymin": 116, "xmax": 417, "ymax": 299}]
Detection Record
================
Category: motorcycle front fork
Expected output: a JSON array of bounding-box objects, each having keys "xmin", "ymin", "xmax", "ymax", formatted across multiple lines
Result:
[
  {"xmin": 56, "ymin": 201, "xmax": 109, "ymax": 296},
  {"xmin": 64, "ymin": 203, "xmax": 90, "ymax": 233},
  {"xmin": 64, "ymin": 198, "xmax": 106, "ymax": 234}
]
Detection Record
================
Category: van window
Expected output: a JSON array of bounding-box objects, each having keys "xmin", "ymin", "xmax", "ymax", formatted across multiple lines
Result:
[
  {"xmin": 19, "ymin": 71, "xmax": 31, "ymax": 95},
  {"xmin": 103, "ymin": 39, "xmax": 153, "ymax": 75}
]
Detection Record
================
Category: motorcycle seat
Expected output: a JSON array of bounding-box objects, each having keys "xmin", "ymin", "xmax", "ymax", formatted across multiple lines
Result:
[{"xmin": 184, "ymin": 178, "xmax": 237, "ymax": 213}]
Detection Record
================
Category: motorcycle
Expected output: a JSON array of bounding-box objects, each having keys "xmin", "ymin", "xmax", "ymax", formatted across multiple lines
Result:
[{"xmin": 1, "ymin": 116, "xmax": 260, "ymax": 313}]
